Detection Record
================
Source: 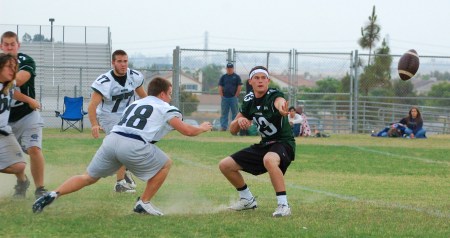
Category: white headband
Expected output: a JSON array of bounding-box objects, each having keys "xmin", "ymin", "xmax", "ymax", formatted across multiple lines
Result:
[{"xmin": 249, "ymin": 69, "xmax": 269, "ymax": 79}]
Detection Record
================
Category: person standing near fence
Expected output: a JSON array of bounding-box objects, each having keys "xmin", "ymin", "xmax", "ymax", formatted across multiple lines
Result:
[
  {"xmin": 1, "ymin": 31, "xmax": 48, "ymax": 199},
  {"xmin": 218, "ymin": 63, "xmax": 242, "ymax": 131},
  {"xmin": 219, "ymin": 66, "xmax": 295, "ymax": 217},
  {"xmin": 88, "ymin": 49, "xmax": 147, "ymax": 193}
]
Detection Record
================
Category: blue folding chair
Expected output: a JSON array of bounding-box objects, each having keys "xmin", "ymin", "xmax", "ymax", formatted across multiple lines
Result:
[{"xmin": 55, "ymin": 96, "xmax": 87, "ymax": 132}]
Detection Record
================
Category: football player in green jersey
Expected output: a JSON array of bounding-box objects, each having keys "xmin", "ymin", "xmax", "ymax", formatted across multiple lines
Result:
[
  {"xmin": 219, "ymin": 66, "xmax": 295, "ymax": 217},
  {"xmin": 1, "ymin": 31, "xmax": 47, "ymax": 199}
]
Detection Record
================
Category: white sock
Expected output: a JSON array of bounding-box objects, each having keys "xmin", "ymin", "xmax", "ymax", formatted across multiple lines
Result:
[
  {"xmin": 238, "ymin": 188, "xmax": 254, "ymax": 200},
  {"xmin": 50, "ymin": 191, "xmax": 59, "ymax": 198},
  {"xmin": 277, "ymin": 195, "xmax": 288, "ymax": 206}
]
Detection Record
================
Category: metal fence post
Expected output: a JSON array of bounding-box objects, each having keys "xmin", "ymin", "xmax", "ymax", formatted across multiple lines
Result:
[
  {"xmin": 349, "ymin": 51, "xmax": 354, "ymax": 132},
  {"xmin": 79, "ymin": 68, "xmax": 83, "ymax": 97},
  {"xmin": 172, "ymin": 46, "xmax": 181, "ymax": 108},
  {"xmin": 353, "ymin": 50, "xmax": 360, "ymax": 133},
  {"xmin": 57, "ymin": 84, "xmax": 60, "ymax": 111}
]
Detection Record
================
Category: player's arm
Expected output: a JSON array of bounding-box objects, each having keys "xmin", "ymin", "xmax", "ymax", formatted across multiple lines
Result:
[
  {"xmin": 88, "ymin": 91, "xmax": 103, "ymax": 138},
  {"xmin": 13, "ymin": 90, "xmax": 40, "ymax": 110},
  {"xmin": 229, "ymin": 112, "xmax": 251, "ymax": 135},
  {"xmin": 274, "ymin": 97, "xmax": 289, "ymax": 116},
  {"xmin": 169, "ymin": 117, "xmax": 212, "ymax": 136},
  {"xmin": 14, "ymin": 70, "xmax": 32, "ymax": 87},
  {"xmin": 135, "ymin": 86, "xmax": 147, "ymax": 98}
]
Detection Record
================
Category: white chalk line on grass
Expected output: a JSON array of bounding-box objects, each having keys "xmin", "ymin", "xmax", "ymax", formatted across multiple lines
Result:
[
  {"xmin": 174, "ymin": 156, "xmax": 450, "ymax": 219},
  {"xmin": 349, "ymin": 145, "xmax": 450, "ymax": 166}
]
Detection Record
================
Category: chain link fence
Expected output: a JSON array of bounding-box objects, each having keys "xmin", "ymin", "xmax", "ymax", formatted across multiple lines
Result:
[{"xmin": 174, "ymin": 48, "xmax": 450, "ymax": 134}]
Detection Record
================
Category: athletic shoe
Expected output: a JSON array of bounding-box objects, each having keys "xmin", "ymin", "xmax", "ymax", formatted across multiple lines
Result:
[
  {"xmin": 35, "ymin": 186, "xmax": 48, "ymax": 199},
  {"xmin": 228, "ymin": 197, "xmax": 257, "ymax": 211},
  {"xmin": 114, "ymin": 180, "xmax": 136, "ymax": 193},
  {"xmin": 124, "ymin": 170, "xmax": 137, "ymax": 188},
  {"xmin": 13, "ymin": 177, "xmax": 30, "ymax": 199},
  {"xmin": 32, "ymin": 192, "xmax": 57, "ymax": 213},
  {"xmin": 272, "ymin": 204, "xmax": 291, "ymax": 217},
  {"xmin": 133, "ymin": 197, "xmax": 163, "ymax": 216}
]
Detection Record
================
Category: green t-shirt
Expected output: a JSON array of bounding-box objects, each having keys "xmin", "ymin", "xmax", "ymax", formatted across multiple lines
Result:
[
  {"xmin": 240, "ymin": 88, "xmax": 296, "ymax": 154},
  {"xmin": 9, "ymin": 52, "xmax": 36, "ymax": 122}
]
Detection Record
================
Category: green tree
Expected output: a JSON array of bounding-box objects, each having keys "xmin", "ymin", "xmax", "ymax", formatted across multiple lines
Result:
[
  {"xmin": 427, "ymin": 82, "xmax": 450, "ymax": 107},
  {"xmin": 32, "ymin": 34, "xmax": 50, "ymax": 42},
  {"xmin": 22, "ymin": 33, "xmax": 32, "ymax": 43},
  {"xmin": 359, "ymin": 39, "xmax": 392, "ymax": 95},
  {"xmin": 358, "ymin": 5, "xmax": 381, "ymax": 65},
  {"xmin": 340, "ymin": 73, "xmax": 351, "ymax": 93},
  {"xmin": 392, "ymin": 79, "xmax": 418, "ymax": 105},
  {"xmin": 198, "ymin": 64, "xmax": 222, "ymax": 93},
  {"xmin": 179, "ymin": 90, "xmax": 199, "ymax": 116}
]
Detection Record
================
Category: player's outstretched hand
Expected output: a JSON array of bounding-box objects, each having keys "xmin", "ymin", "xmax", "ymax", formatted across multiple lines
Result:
[
  {"xmin": 199, "ymin": 121, "xmax": 213, "ymax": 132},
  {"xmin": 275, "ymin": 98, "xmax": 289, "ymax": 116},
  {"xmin": 237, "ymin": 117, "xmax": 252, "ymax": 130},
  {"xmin": 28, "ymin": 99, "xmax": 41, "ymax": 110}
]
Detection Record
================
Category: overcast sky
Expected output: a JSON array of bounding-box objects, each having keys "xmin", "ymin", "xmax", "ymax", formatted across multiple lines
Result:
[{"xmin": 1, "ymin": 0, "xmax": 449, "ymax": 57}]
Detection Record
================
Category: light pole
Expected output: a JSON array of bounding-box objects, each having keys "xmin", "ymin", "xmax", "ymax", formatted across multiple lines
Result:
[
  {"xmin": 49, "ymin": 18, "xmax": 55, "ymax": 42},
  {"xmin": 49, "ymin": 18, "xmax": 55, "ymax": 87}
]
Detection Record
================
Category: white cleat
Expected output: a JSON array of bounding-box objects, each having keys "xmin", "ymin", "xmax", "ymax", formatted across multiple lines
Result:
[
  {"xmin": 272, "ymin": 204, "xmax": 291, "ymax": 217},
  {"xmin": 124, "ymin": 170, "xmax": 137, "ymax": 188},
  {"xmin": 114, "ymin": 180, "xmax": 136, "ymax": 193},
  {"xmin": 133, "ymin": 197, "xmax": 164, "ymax": 216},
  {"xmin": 228, "ymin": 197, "xmax": 257, "ymax": 211}
]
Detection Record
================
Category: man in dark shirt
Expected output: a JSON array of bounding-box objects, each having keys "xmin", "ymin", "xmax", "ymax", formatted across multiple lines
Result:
[{"xmin": 218, "ymin": 63, "xmax": 242, "ymax": 131}]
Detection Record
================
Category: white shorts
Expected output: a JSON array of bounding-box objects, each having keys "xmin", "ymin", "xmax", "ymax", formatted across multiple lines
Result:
[
  {"xmin": 0, "ymin": 134, "xmax": 26, "ymax": 170},
  {"xmin": 98, "ymin": 114, "xmax": 122, "ymax": 135},
  {"xmin": 9, "ymin": 110, "xmax": 44, "ymax": 152},
  {"xmin": 87, "ymin": 132, "xmax": 168, "ymax": 181}
]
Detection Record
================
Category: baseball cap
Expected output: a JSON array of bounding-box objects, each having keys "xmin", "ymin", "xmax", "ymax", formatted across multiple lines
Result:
[{"xmin": 226, "ymin": 63, "xmax": 234, "ymax": 68}]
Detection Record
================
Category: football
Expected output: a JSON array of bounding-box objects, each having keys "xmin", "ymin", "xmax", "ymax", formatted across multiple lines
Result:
[{"xmin": 398, "ymin": 49, "xmax": 420, "ymax": 81}]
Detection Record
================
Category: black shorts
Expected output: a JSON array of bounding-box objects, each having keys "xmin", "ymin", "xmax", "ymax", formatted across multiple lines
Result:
[{"xmin": 230, "ymin": 142, "xmax": 295, "ymax": 176}]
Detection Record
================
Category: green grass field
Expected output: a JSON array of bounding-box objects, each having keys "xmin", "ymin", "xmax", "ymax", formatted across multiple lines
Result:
[{"xmin": 0, "ymin": 129, "xmax": 449, "ymax": 237}]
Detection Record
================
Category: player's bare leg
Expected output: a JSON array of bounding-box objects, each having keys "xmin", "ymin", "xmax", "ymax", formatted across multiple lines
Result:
[
  {"xmin": 133, "ymin": 159, "xmax": 172, "ymax": 216},
  {"xmin": 263, "ymin": 152, "xmax": 286, "ymax": 192},
  {"xmin": 33, "ymin": 173, "xmax": 99, "ymax": 213},
  {"xmin": 218, "ymin": 157, "xmax": 245, "ymax": 188},
  {"xmin": 219, "ymin": 157, "xmax": 257, "ymax": 210},
  {"xmin": 2, "ymin": 162, "xmax": 29, "ymax": 198},
  {"xmin": 263, "ymin": 152, "xmax": 291, "ymax": 217},
  {"xmin": 1, "ymin": 162, "xmax": 26, "ymax": 176},
  {"xmin": 55, "ymin": 173, "xmax": 99, "ymax": 196},
  {"xmin": 116, "ymin": 166, "xmax": 126, "ymax": 181},
  {"xmin": 28, "ymin": 146, "xmax": 45, "ymax": 188},
  {"xmin": 140, "ymin": 159, "xmax": 172, "ymax": 202}
]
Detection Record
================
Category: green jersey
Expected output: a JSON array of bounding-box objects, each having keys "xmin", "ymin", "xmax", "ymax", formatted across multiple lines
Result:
[
  {"xmin": 240, "ymin": 88, "xmax": 295, "ymax": 153},
  {"xmin": 9, "ymin": 53, "xmax": 36, "ymax": 122}
]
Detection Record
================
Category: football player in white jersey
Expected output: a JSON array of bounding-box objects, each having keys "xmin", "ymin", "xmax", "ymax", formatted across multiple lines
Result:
[
  {"xmin": 88, "ymin": 50, "xmax": 147, "ymax": 193},
  {"xmin": 0, "ymin": 53, "xmax": 40, "ymax": 198},
  {"xmin": 33, "ymin": 77, "xmax": 212, "ymax": 216}
]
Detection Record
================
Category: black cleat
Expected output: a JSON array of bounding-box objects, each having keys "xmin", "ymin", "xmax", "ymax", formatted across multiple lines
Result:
[
  {"xmin": 35, "ymin": 186, "xmax": 48, "ymax": 200},
  {"xmin": 13, "ymin": 177, "xmax": 30, "ymax": 199},
  {"xmin": 32, "ymin": 192, "xmax": 57, "ymax": 213}
]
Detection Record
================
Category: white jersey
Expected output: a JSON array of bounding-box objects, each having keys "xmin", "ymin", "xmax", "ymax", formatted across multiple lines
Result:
[
  {"xmin": 91, "ymin": 68, "xmax": 144, "ymax": 117},
  {"xmin": 111, "ymin": 96, "xmax": 182, "ymax": 143},
  {"xmin": 0, "ymin": 83, "xmax": 15, "ymax": 134}
]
